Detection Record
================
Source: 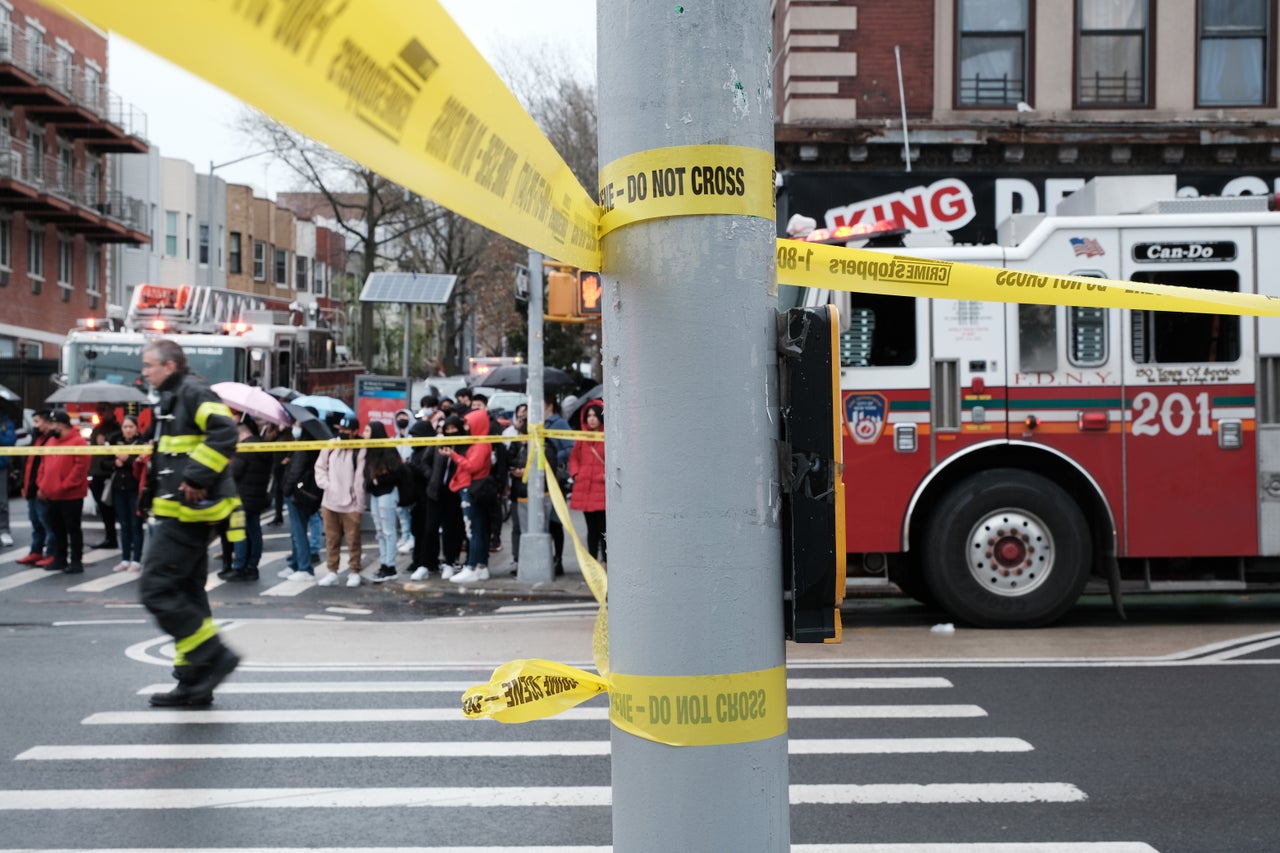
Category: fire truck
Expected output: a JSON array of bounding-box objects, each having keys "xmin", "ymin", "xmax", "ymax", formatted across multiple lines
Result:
[
  {"xmin": 800, "ymin": 175, "xmax": 1280, "ymax": 627},
  {"xmin": 60, "ymin": 283, "xmax": 361, "ymax": 403}
]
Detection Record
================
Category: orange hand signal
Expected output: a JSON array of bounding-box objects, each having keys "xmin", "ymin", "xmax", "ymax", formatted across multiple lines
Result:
[{"xmin": 578, "ymin": 272, "xmax": 603, "ymax": 314}]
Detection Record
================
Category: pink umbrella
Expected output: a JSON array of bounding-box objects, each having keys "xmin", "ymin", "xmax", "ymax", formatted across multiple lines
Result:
[{"xmin": 211, "ymin": 382, "xmax": 290, "ymax": 427}]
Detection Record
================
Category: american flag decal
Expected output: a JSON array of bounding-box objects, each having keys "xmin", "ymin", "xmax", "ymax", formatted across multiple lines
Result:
[{"xmin": 1069, "ymin": 236, "xmax": 1105, "ymax": 258}]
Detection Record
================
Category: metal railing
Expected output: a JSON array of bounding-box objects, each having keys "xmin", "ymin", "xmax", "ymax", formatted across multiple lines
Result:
[
  {"xmin": 1078, "ymin": 71, "xmax": 1145, "ymax": 105},
  {"xmin": 0, "ymin": 138, "xmax": 148, "ymax": 233},
  {"xmin": 958, "ymin": 74, "xmax": 1025, "ymax": 106},
  {"xmin": 0, "ymin": 23, "xmax": 147, "ymax": 141}
]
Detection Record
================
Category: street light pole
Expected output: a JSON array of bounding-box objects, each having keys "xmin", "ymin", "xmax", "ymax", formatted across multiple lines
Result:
[
  {"xmin": 206, "ymin": 150, "xmax": 272, "ymax": 289},
  {"xmin": 600, "ymin": 2, "xmax": 788, "ymax": 849}
]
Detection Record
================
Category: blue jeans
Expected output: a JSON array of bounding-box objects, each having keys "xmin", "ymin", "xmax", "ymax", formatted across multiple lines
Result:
[
  {"xmin": 112, "ymin": 488, "xmax": 144, "ymax": 562},
  {"xmin": 232, "ymin": 509, "xmax": 263, "ymax": 572},
  {"xmin": 28, "ymin": 493, "xmax": 49, "ymax": 556},
  {"xmin": 397, "ymin": 500, "xmax": 412, "ymax": 543},
  {"xmin": 369, "ymin": 491, "xmax": 399, "ymax": 566},
  {"xmin": 462, "ymin": 488, "xmax": 492, "ymax": 569},
  {"xmin": 286, "ymin": 498, "xmax": 321, "ymax": 573}
]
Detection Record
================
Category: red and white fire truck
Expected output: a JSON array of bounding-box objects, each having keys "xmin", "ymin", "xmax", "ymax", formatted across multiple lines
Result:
[
  {"xmin": 60, "ymin": 283, "xmax": 361, "ymax": 404},
  {"xmin": 801, "ymin": 175, "xmax": 1280, "ymax": 627}
]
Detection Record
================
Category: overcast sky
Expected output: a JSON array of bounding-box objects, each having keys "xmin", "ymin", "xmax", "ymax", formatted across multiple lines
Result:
[{"xmin": 105, "ymin": 1, "xmax": 596, "ymax": 195}]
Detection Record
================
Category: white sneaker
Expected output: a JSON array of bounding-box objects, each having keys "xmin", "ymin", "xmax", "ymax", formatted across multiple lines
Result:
[
  {"xmin": 397, "ymin": 538, "xmax": 414, "ymax": 554},
  {"xmin": 128, "ymin": 562, "xmax": 143, "ymax": 572},
  {"xmin": 440, "ymin": 563, "xmax": 456, "ymax": 580},
  {"xmin": 409, "ymin": 565, "xmax": 430, "ymax": 581},
  {"xmin": 287, "ymin": 570, "xmax": 313, "ymax": 580},
  {"xmin": 0, "ymin": 532, "xmax": 13, "ymax": 547},
  {"xmin": 317, "ymin": 571, "xmax": 340, "ymax": 587},
  {"xmin": 473, "ymin": 566, "xmax": 490, "ymax": 581},
  {"xmin": 346, "ymin": 572, "xmax": 362, "ymax": 588},
  {"xmin": 112, "ymin": 561, "xmax": 131, "ymax": 573},
  {"xmin": 277, "ymin": 567, "xmax": 295, "ymax": 579},
  {"xmin": 449, "ymin": 566, "xmax": 478, "ymax": 583}
]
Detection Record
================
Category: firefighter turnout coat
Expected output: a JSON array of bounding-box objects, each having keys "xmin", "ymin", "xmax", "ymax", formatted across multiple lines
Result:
[{"xmin": 148, "ymin": 369, "xmax": 243, "ymax": 538}]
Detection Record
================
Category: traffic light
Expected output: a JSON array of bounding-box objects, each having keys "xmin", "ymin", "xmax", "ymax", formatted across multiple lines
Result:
[
  {"xmin": 778, "ymin": 305, "xmax": 846, "ymax": 643},
  {"xmin": 578, "ymin": 271, "xmax": 603, "ymax": 316},
  {"xmin": 547, "ymin": 269, "xmax": 577, "ymax": 318}
]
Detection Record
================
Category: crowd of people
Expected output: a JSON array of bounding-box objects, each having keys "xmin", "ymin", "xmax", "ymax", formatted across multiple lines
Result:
[{"xmin": 10, "ymin": 379, "xmax": 608, "ymax": 588}]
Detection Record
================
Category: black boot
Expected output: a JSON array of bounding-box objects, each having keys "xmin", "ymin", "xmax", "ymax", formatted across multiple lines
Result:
[
  {"xmin": 183, "ymin": 641, "xmax": 240, "ymax": 704},
  {"xmin": 149, "ymin": 681, "xmax": 215, "ymax": 707},
  {"xmin": 373, "ymin": 564, "xmax": 397, "ymax": 583}
]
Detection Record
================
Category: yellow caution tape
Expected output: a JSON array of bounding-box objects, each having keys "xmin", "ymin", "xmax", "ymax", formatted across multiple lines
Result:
[
  {"xmin": 45, "ymin": 0, "xmax": 600, "ymax": 270},
  {"xmin": 598, "ymin": 145, "xmax": 775, "ymax": 237},
  {"xmin": 463, "ymin": 426, "xmax": 785, "ymax": 746},
  {"xmin": 0, "ymin": 431, "xmax": 604, "ymax": 456},
  {"xmin": 776, "ymin": 240, "xmax": 1280, "ymax": 317}
]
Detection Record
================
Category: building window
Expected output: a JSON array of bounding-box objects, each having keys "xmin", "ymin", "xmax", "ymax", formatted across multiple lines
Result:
[
  {"xmin": 57, "ymin": 232, "xmax": 72, "ymax": 288},
  {"xmin": 27, "ymin": 222, "xmax": 44, "ymax": 293},
  {"xmin": 957, "ymin": 0, "xmax": 1028, "ymax": 106},
  {"xmin": 295, "ymin": 255, "xmax": 308, "ymax": 290},
  {"xmin": 1077, "ymin": 0, "xmax": 1149, "ymax": 106},
  {"xmin": 87, "ymin": 244, "xmax": 100, "ymax": 309},
  {"xmin": 186, "ymin": 213, "xmax": 193, "ymax": 259},
  {"xmin": 0, "ymin": 217, "xmax": 10, "ymax": 276},
  {"xmin": 313, "ymin": 259, "xmax": 326, "ymax": 295},
  {"xmin": 253, "ymin": 240, "xmax": 266, "ymax": 280},
  {"xmin": 27, "ymin": 124, "xmax": 44, "ymax": 181},
  {"xmin": 274, "ymin": 248, "xmax": 288, "ymax": 287},
  {"xmin": 165, "ymin": 210, "xmax": 178, "ymax": 256},
  {"xmin": 229, "ymin": 231, "xmax": 242, "ymax": 274},
  {"xmin": 199, "ymin": 224, "xmax": 209, "ymax": 264},
  {"xmin": 1198, "ymin": 0, "xmax": 1269, "ymax": 106}
]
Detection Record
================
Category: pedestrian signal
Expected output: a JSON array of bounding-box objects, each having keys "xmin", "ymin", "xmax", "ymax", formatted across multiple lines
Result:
[
  {"xmin": 547, "ymin": 269, "xmax": 577, "ymax": 318},
  {"xmin": 578, "ymin": 271, "xmax": 602, "ymax": 315},
  {"xmin": 778, "ymin": 305, "xmax": 845, "ymax": 643}
]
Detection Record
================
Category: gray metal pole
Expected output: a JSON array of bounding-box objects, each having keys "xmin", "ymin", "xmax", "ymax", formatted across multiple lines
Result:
[
  {"xmin": 599, "ymin": 3, "xmax": 788, "ymax": 850},
  {"xmin": 402, "ymin": 303, "xmax": 411, "ymax": 378},
  {"xmin": 519, "ymin": 249, "xmax": 552, "ymax": 583}
]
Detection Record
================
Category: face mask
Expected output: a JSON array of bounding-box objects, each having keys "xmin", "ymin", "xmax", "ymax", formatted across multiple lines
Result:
[
  {"xmin": 291, "ymin": 427, "xmax": 303, "ymax": 440},
  {"xmin": 396, "ymin": 419, "xmax": 409, "ymax": 430}
]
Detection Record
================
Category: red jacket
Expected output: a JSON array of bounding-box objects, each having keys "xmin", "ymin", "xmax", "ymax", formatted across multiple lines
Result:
[
  {"xmin": 22, "ymin": 431, "xmax": 51, "ymax": 498},
  {"xmin": 569, "ymin": 430, "xmax": 606, "ymax": 512},
  {"xmin": 449, "ymin": 409, "xmax": 494, "ymax": 492},
  {"xmin": 37, "ymin": 431, "xmax": 91, "ymax": 501}
]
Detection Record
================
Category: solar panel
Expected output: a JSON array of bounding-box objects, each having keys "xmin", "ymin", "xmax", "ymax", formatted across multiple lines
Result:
[{"xmin": 359, "ymin": 273, "xmax": 458, "ymax": 305}]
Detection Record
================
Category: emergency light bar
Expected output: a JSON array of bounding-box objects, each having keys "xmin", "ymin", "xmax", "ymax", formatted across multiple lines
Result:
[
  {"xmin": 802, "ymin": 218, "xmax": 907, "ymax": 246},
  {"xmin": 222, "ymin": 322, "xmax": 252, "ymax": 335}
]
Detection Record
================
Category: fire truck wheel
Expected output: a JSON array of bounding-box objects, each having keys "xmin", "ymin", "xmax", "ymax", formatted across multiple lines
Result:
[{"xmin": 921, "ymin": 469, "xmax": 1091, "ymax": 628}]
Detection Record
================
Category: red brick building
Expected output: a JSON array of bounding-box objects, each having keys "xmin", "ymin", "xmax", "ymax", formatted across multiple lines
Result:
[{"xmin": 0, "ymin": 0, "xmax": 148, "ymax": 399}]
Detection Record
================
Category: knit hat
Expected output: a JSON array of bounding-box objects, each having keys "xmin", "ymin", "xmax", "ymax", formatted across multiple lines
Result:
[{"xmin": 51, "ymin": 410, "xmax": 72, "ymax": 426}]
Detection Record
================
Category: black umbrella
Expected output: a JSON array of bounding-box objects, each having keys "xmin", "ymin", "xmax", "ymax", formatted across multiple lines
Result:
[
  {"xmin": 284, "ymin": 402, "xmax": 334, "ymax": 440},
  {"xmin": 476, "ymin": 364, "xmax": 576, "ymax": 392},
  {"xmin": 47, "ymin": 381, "xmax": 149, "ymax": 405},
  {"xmin": 564, "ymin": 384, "xmax": 604, "ymax": 429},
  {"xmin": 267, "ymin": 386, "xmax": 301, "ymax": 402}
]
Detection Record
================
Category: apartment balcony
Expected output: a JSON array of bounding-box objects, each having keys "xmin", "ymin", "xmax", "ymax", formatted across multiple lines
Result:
[
  {"xmin": 0, "ymin": 140, "xmax": 149, "ymax": 244},
  {"xmin": 0, "ymin": 25, "xmax": 148, "ymax": 153}
]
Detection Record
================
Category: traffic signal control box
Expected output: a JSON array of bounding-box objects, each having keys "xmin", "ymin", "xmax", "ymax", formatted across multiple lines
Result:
[{"xmin": 778, "ymin": 305, "xmax": 846, "ymax": 643}]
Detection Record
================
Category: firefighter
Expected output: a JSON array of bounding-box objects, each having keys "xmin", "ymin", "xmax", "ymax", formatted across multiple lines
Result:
[{"xmin": 138, "ymin": 338, "xmax": 243, "ymax": 707}]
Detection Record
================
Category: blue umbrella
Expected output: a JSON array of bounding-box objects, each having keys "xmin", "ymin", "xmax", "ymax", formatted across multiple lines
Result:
[{"xmin": 290, "ymin": 395, "xmax": 355, "ymax": 417}]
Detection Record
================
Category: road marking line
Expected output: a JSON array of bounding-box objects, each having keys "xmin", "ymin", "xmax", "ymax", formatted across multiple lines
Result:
[
  {"xmin": 0, "ymin": 782, "xmax": 1085, "ymax": 809},
  {"xmin": 0, "ymin": 846, "xmax": 1162, "ymax": 853},
  {"xmin": 84, "ymin": 704, "xmax": 986, "ymax": 725},
  {"xmin": 129, "ymin": 678, "xmax": 951, "ymax": 695},
  {"xmin": 68, "ymin": 572, "xmax": 139, "ymax": 592},
  {"xmin": 51, "ymin": 620, "xmax": 148, "ymax": 627},
  {"xmin": 17, "ymin": 737, "xmax": 1030, "ymax": 761},
  {"xmin": 787, "ymin": 678, "xmax": 953, "ymax": 689}
]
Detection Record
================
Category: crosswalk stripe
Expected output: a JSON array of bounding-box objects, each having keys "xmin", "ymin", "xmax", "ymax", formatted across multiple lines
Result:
[
  {"xmin": 83, "ymin": 704, "xmax": 987, "ymax": 725},
  {"xmin": 68, "ymin": 572, "xmax": 139, "ymax": 592},
  {"xmin": 0, "ymin": 568, "xmax": 45, "ymax": 592},
  {"xmin": 132, "ymin": 678, "xmax": 951, "ymax": 695},
  {"xmin": 0, "ymin": 782, "xmax": 1086, "ymax": 809},
  {"xmin": 17, "ymin": 737, "xmax": 1031, "ymax": 761},
  {"xmin": 787, "ymin": 678, "xmax": 953, "ymax": 689},
  {"xmin": 0, "ymin": 846, "xmax": 1164, "ymax": 853}
]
